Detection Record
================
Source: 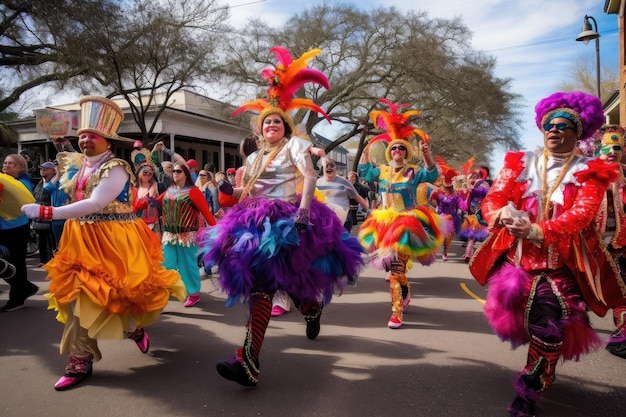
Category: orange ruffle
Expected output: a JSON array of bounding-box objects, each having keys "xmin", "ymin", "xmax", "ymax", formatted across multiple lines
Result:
[{"xmin": 45, "ymin": 218, "xmax": 185, "ymax": 333}]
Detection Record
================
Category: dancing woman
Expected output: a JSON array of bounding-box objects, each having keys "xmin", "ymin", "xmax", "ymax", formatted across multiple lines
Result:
[
  {"xmin": 358, "ymin": 98, "xmax": 447, "ymax": 329},
  {"xmin": 197, "ymin": 46, "xmax": 365, "ymax": 387}
]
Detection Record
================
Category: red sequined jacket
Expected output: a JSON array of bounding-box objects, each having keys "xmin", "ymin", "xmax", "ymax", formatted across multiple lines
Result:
[
  {"xmin": 594, "ymin": 164, "xmax": 626, "ymax": 250},
  {"xmin": 470, "ymin": 151, "xmax": 626, "ymax": 316}
]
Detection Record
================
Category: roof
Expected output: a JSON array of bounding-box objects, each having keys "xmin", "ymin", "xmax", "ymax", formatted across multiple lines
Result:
[{"xmin": 311, "ymin": 132, "xmax": 349, "ymax": 154}]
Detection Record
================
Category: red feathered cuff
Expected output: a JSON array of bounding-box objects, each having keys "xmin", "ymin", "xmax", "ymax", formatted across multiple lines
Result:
[
  {"xmin": 503, "ymin": 151, "xmax": 526, "ymax": 172},
  {"xmin": 39, "ymin": 205, "xmax": 53, "ymax": 221},
  {"xmin": 574, "ymin": 158, "xmax": 619, "ymax": 184}
]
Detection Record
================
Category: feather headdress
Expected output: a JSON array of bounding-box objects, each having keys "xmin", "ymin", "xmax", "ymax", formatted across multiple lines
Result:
[
  {"xmin": 366, "ymin": 98, "xmax": 429, "ymax": 165},
  {"xmin": 131, "ymin": 146, "xmax": 155, "ymax": 176},
  {"xmin": 460, "ymin": 156, "xmax": 476, "ymax": 177},
  {"xmin": 232, "ymin": 46, "xmax": 331, "ymax": 135}
]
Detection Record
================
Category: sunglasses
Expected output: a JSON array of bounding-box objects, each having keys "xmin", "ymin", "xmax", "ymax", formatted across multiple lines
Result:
[
  {"xmin": 390, "ymin": 145, "xmax": 407, "ymax": 151},
  {"xmin": 198, "ymin": 173, "xmax": 207, "ymax": 177},
  {"xmin": 600, "ymin": 145, "xmax": 623, "ymax": 154},
  {"xmin": 172, "ymin": 169, "xmax": 184, "ymax": 174},
  {"xmin": 542, "ymin": 122, "xmax": 575, "ymax": 132}
]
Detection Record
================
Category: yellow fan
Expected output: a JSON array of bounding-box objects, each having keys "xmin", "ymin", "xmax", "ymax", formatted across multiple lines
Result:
[{"xmin": 0, "ymin": 173, "xmax": 35, "ymax": 220}]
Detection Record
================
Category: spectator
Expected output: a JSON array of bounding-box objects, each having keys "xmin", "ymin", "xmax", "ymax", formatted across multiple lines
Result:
[
  {"xmin": 31, "ymin": 161, "xmax": 57, "ymax": 265},
  {"xmin": 195, "ymin": 169, "xmax": 218, "ymax": 214},
  {"xmin": 0, "ymin": 153, "xmax": 38, "ymax": 311},
  {"xmin": 317, "ymin": 158, "xmax": 369, "ymax": 232},
  {"xmin": 226, "ymin": 167, "xmax": 236, "ymax": 186},
  {"xmin": 187, "ymin": 159, "xmax": 199, "ymax": 182},
  {"xmin": 348, "ymin": 171, "xmax": 369, "ymax": 225},
  {"xmin": 43, "ymin": 159, "xmax": 70, "ymax": 248},
  {"xmin": 158, "ymin": 160, "xmax": 174, "ymax": 193}
]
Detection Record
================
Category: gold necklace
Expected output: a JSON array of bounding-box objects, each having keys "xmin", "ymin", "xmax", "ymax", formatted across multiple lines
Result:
[
  {"xmin": 239, "ymin": 138, "xmax": 287, "ymax": 201},
  {"xmin": 540, "ymin": 149, "xmax": 576, "ymax": 221}
]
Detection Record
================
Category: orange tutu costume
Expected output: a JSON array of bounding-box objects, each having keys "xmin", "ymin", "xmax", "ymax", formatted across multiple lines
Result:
[
  {"xmin": 45, "ymin": 154, "xmax": 185, "ymax": 341},
  {"xmin": 358, "ymin": 206, "xmax": 448, "ymax": 269}
]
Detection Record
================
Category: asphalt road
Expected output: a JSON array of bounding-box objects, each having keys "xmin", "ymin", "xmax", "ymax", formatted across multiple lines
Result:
[{"xmin": 1, "ymin": 241, "xmax": 624, "ymax": 417}]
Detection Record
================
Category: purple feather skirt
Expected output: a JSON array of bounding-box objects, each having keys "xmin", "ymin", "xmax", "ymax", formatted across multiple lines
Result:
[
  {"xmin": 196, "ymin": 197, "xmax": 366, "ymax": 307},
  {"xmin": 484, "ymin": 262, "xmax": 602, "ymax": 361},
  {"xmin": 458, "ymin": 214, "xmax": 489, "ymax": 241}
]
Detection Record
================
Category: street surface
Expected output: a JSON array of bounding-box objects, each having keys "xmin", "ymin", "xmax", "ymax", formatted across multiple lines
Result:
[{"xmin": 1, "ymin": 240, "xmax": 624, "ymax": 417}]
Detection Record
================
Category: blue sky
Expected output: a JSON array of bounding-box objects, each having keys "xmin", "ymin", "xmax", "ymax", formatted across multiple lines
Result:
[{"xmin": 224, "ymin": 0, "xmax": 619, "ymax": 172}]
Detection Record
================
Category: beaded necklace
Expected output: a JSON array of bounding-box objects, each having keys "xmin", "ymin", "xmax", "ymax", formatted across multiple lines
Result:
[
  {"xmin": 75, "ymin": 150, "xmax": 114, "ymax": 201},
  {"xmin": 540, "ymin": 149, "xmax": 576, "ymax": 221},
  {"xmin": 239, "ymin": 137, "xmax": 287, "ymax": 201}
]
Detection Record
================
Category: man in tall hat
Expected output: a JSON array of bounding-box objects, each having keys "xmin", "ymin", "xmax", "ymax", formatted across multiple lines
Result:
[{"xmin": 22, "ymin": 96, "xmax": 185, "ymax": 390}]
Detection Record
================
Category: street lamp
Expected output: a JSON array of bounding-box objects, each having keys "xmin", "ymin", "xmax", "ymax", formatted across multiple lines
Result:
[{"xmin": 576, "ymin": 15, "xmax": 601, "ymax": 101}]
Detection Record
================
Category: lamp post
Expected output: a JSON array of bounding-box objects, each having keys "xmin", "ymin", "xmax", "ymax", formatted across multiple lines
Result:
[{"xmin": 576, "ymin": 15, "xmax": 601, "ymax": 101}]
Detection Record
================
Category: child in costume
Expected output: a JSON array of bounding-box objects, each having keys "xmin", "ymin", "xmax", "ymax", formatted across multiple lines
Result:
[
  {"xmin": 196, "ymin": 46, "xmax": 365, "ymax": 387},
  {"xmin": 358, "ymin": 98, "xmax": 446, "ymax": 329}
]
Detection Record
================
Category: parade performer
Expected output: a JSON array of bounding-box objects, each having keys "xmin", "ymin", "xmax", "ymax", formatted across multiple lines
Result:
[
  {"xmin": 21, "ymin": 96, "xmax": 185, "ymax": 390},
  {"xmin": 152, "ymin": 162, "xmax": 216, "ymax": 307},
  {"xmin": 131, "ymin": 144, "xmax": 162, "ymax": 235},
  {"xmin": 196, "ymin": 46, "xmax": 365, "ymax": 387},
  {"xmin": 358, "ymin": 98, "xmax": 446, "ymax": 329},
  {"xmin": 469, "ymin": 91, "xmax": 626, "ymax": 417},
  {"xmin": 429, "ymin": 166, "xmax": 463, "ymax": 261},
  {"xmin": 459, "ymin": 166, "xmax": 490, "ymax": 262},
  {"xmin": 586, "ymin": 125, "xmax": 626, "ymax": 359}
]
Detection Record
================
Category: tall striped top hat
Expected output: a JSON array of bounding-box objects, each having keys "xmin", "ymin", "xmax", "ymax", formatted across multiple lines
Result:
[{"xmin": 77, "ymin": 96, "xmax": 134, "ymax": 145}]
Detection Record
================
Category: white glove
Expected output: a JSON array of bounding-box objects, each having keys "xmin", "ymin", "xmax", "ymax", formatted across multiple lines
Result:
[{"xmin": 21, "ymin": 203, "xmax": 42, "ymax": 219}]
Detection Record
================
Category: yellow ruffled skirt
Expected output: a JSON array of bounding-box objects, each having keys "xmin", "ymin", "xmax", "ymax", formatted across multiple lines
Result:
[{"xmin": 45, "ymin": 217, "xmax": 185, "ymax": 340}]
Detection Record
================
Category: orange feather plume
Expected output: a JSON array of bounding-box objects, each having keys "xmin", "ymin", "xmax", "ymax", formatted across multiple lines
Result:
[
  {"xmin": 369, "ymin": 98, "xmax": 428, "ymax": 144},
  {"xmin": 460, "ymin": 156, "xmax": 476, "ymax": 176},
  {"xmin": 233, "ymin": 46, "xmax": 331, "ymax": 123}
]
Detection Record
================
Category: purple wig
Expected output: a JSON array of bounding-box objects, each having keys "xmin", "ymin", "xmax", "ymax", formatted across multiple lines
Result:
[{"xmin": 534, "ymin": 91, "xmax": 604, "ymax": 140}]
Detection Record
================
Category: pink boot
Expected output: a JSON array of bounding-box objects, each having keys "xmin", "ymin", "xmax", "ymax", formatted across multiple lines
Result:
[
  {"xmin": 184, "ymin": 293, "xmax": 200, "ymax": 307},
  {"xmin": 54, "ymin": 355, "xmax": 93, "ymax": 391},
  {"xmin": 127, "ymin": 328, "xmax": 150, "ymax": 354}
]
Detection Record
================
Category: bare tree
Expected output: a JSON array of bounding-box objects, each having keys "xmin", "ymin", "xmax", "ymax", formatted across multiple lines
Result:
[
  {"xmin": 1, "ymin": 0, "xmax": 230, "ymax": 146},
  {"xmin": 64, "ymin": 0, "xmax": 231, "ymax": 145},
  {"xmin": 0, "ymin": 0, "xmax": 100, "ymax": 112},
  {"xmin": 218, "ymin": 4, "xmax": 522, "ymax": 169},
  {"xmin": 0, "ymin": 111, "xmax": 19, "ymax": 150},
  {"xmin": 556, "ymin": 54, "xmax": 619, "ymax": 102}
]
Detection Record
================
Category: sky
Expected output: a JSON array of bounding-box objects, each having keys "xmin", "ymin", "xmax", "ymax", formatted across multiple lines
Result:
[{"xmin": 222, "ymin": 0, "xmax": 619, "ymax": 173}]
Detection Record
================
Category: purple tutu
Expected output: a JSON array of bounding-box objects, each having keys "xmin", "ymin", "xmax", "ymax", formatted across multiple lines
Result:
[{"xmin": 196, "ymin": 197, "xmax": 365, "ymax": 307}]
